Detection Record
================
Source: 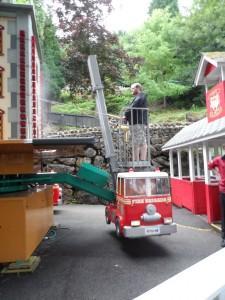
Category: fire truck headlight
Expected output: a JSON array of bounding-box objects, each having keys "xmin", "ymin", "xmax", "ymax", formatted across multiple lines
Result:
[
  {"xmin": 164, "ymin": 217, "xmax": 172, "ymax": 224},
  {"xmin": 131, "ymin": 220, "xmax": 141, "ymax": 227},
  {"xmin": 146, "ymin": 204, "xmax": 156, "ymax": 215}
]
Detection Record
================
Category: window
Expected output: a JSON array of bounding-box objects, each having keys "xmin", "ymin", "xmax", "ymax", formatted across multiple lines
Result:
[
  {"xmin": 125, "ymin": 177, "xmax": 170, "ymax": 197},
  {"xmin": 11, "ymin": 122, "xmax": 17, "ymax": 138},
  {"xmin": 150, "ymin": 178, "xmax": 170, "ymax": 195},
  {"xmin": 11, "ymin": 92, "xmax": 17, "ymax": 108},
  {"xmin": 11, "ymin": 63, "xmax": 17, "ymax": 78},
  {"xmin": 0, "ymin": 25, "xmax": 4, "ymax": 55},
  {"xmin": 125, "ymin": 178, "xmax": 146, "ymax": 197},
  {"xmin": 0, "ymin": 66, "xmax": 4, "ymax": 98},
  {"xmin": 10, "ymin": 35, "xmax": 17, "ymax": 49}
]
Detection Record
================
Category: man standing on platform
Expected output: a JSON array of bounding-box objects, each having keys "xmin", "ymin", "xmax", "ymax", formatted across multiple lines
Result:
[
  {"xmin": 208, "ymin": 147, "xmax": 225, "ymax": 247},
  {"xmin": 124, "ymin": 83, "xmax": 148, "ymax": 161}
]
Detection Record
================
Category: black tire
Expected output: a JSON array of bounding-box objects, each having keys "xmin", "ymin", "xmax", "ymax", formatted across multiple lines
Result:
[
  {"xmin": 105, "ymin": 211, "xmax": 111, "ymax": 224},
  {"xmin": 115, "ymin": 219, "xmax": 121, "ymax": 238}
]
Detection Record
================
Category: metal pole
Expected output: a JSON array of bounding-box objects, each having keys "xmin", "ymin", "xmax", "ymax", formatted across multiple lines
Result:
[
  {"xmin": 177, "ymin": 149, "xmax": 182, "ymax": 179},
  {"xmin": 196, "ymin": 147, "xmax": 201, "ymax": 177},
  {"xmin": 221, "ymin": 66, "xmax": 225, "ymax": 81},
  {"xmin": 188, "ymin": 146, "xmax": 195, "ymax": 182},
  {"xmin": 87, "ymin": 55, "xmax": 118, "ymax": 173},
  {"xmin": 203, "ymin": 142, "xmax": 210, "ymax": 184},
  {"xmin": 169, "ymin": 150, "xmax": 174, "ymax": 177}
]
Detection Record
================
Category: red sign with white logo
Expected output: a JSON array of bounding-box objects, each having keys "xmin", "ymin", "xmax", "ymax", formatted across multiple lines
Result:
[{"xmin": 206, "ymin": 81, "xmax": 225, "ymax": 122}]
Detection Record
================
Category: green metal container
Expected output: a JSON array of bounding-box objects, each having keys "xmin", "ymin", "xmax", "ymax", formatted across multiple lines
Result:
[{"xmin": 77, "ymin": 163, "xmax": 110, "ymax": 187}]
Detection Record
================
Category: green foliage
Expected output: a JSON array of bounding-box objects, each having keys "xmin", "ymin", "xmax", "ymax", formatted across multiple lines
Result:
[
  {"xmin": 52, "ymin": 100, "xmax": 95, "ymax": 115},
  {"xmin": 54, "ymin": 89, "xmax": 132, "ymax": 115},
  {"xmin": 16, "ymin": 0, "xmax": 28, "ymax": 3},
  {"xmin": 42, "ymin": 15, "xmax": 65, "ymax": 100},
  {"xmin": 120, "ymin": 1, "xmax": 225, "ymax": 107},
  {"xmin": 56, "ymin": 0, "xmax": 134, "ymax": 94},
  {"xmin": 187, "ymin": 0, "xmax": 225, "ymax": 52},
  {"xmin": 16, "ymin": 0, "xmax": 225, "ymax": 113},
  {"xmin": 168, "ymin": 0, "xmax": 225, "ymax": 100},
  {"xmin": 32, "ymin": 0, "xmax": 46, "ymax": 41},
  {"xmin": 59, "ymin": 90, "xmax": 75, "ymax": 103},
  {"xmin": 121, "ymin": 9, "xmax": 189, "ymax": 103},
  {"xmin": 148, "ymin": 0, "xmax": 179, "ymax": 16},
  {"xmin": 52, "ymin": 98, "xmax": 206, "ymax": 123},
  {"xmin": 16, "ymin": 0, "xmax": 65, "ymax": 100},
  {"xmin": 105, "ymin": 90, "xmax": 131, "ymax": 114},
  {"xmin": 150, "ymin": 106, "xmax": 206, "ymax": 123}
]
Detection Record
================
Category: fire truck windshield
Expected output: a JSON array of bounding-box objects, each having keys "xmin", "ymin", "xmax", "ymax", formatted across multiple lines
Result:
[{"xmin": 125, "ymin": 177, "xmax": 170, "ymax": 197}]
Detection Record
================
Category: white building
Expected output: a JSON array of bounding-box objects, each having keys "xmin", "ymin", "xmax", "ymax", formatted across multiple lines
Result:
[{"xmin": 0, "ymin": 1, "xmax": 42, "ymax": 139}]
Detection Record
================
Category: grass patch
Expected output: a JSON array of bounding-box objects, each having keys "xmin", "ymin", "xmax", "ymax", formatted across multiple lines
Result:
[
  {"xmin": 52, "ymin": 100, "xmax": 206, "ymax": 123},
  {"xmin": 52, "ymin": 101, "xmax": 95, "ymax": 115},
  {"xmin": 150, "ymin": 107, "xmax": 206, "ymax": 123}
]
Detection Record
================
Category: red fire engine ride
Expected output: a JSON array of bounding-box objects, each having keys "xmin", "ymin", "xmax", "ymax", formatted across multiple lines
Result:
[
  {"xmin": 88, "ymin": 55, "xmax": 177, "ymax": 238},
  {"xmin": 106, "ymin": 170, "xmax": 176, "ymax": 238}
]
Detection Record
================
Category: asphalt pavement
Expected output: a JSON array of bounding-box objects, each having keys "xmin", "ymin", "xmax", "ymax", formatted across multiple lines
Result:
[{"xmin": 0, "ymin": 204, "xmax": 221, "ymax": 300}]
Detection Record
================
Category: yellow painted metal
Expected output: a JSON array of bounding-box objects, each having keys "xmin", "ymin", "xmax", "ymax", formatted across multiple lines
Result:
[
  {"xmin": 0, "ymin": 140, "xmax": 34, "ymax": 174},
  {"xmin": 0, "ymin": 187, "xmax": 53, "ymax": 263}
]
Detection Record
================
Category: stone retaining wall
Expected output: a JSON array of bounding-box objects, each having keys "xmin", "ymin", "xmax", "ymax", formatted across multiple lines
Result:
[{"xmin": 44, "ymin": 122, "xmax": 188, "ymax": 203}]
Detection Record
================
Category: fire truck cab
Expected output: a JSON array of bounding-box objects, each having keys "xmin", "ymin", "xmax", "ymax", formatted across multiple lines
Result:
[{"xmin": 105, "ymin": 170, "xmax": 177, "ymax": 238}]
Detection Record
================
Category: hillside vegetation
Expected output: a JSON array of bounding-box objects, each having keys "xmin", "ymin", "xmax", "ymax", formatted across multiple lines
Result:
[
  {"xmin": 52, "ymin": 100, "xmax": 206, "ymax": 124},
  {"xmin": 17, "ymin": 0, "xmax": 225, "ymax": 111}
]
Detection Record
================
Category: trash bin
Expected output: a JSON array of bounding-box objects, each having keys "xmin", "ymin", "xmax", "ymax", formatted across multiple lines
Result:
[{"xmin": 52, "ymin": 184, "xmax": 62, "ymax": 206}]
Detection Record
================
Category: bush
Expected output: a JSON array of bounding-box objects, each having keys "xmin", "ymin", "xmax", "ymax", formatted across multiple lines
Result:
[
  {"xmin": 54, "ymin": 90, "xmax": 132, "ymax": 116},
  {"xmin": 105, "ymin": 90, "xmax": 131, "ymax": 114}
]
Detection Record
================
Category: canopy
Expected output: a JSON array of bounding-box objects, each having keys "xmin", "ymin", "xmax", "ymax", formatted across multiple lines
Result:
[{"xmin": 162, "ymin": 116, "xmax": 225, "ymax": 150}]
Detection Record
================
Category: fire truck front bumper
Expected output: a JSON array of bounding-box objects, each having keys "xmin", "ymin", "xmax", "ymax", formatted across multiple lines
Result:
[{"xmin": 123, "ymin": 223, "xmax": 177, "ymax": 238}]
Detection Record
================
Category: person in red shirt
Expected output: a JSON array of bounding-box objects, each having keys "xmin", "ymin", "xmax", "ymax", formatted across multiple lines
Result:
[{"xmin": 208, "ymin": 153, "xmax": 225, "ymax": 247}]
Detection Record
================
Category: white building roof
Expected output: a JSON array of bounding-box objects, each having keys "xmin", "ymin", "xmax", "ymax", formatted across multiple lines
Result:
[
  {"xmin": 194, "ymin": 52, "xmax": 225, "ymax": 86},
  {"xmin": 162, "ymin": 116, "xmax": 225, "ymax": 151}
]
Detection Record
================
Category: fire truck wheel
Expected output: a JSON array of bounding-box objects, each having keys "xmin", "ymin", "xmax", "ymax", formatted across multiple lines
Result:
[
  {"xmin": 115, "ymin": 219, "xmax": 122, "ymax": 238},
  {"xmin": 105, "ymin": 211, "xmax": 111, "ymax": 224}
]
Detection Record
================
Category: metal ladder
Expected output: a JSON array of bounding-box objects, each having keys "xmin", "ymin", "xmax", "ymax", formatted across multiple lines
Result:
[
  {"xmin": 88, "ymin": 55, "xmax": 118, "ymax": 177},
  {"xmin": 87, "ymin": 55, "xmax": 152, "ymax": 173}
]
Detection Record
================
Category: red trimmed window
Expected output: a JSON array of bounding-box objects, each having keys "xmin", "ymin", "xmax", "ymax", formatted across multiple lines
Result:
[
  {"xmin": 0, "ymin": 66, "xmax": 4, "ymax": 98},
  {"xmin": 0, "ymin": 25, "xmax": 4, "ymax": 55}
]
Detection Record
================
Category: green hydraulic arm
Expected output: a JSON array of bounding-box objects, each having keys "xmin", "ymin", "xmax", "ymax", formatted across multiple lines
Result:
[{"xmin": 0, "ymin": 173, "xmax": 115, "ymax": 203}]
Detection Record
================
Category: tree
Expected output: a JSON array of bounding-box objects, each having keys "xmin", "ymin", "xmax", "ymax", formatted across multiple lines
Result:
[
  {"xmin": 55, "ymin": 0, "xmax": 134, "ymax": 94},
  {"xmin": 42, "ymin": 15, "xmax": 65, "ymax": 100},
  {"xmin": 148, "ymin": 0, "xmax": 179, "ymax": 16},
  {"xmin": 33, "ymin": 0, "xmax": 65, "ymax": 100},
  {"xmin": 121, "ymin": 9, "xmax": 188, "ymax": 105},
  {"xmin": 169, "ymin": 0, "xmax": 225, "ymax": 106},
  {"xmin": 121, "ymin": 0, "xmax": 225, "ymax": 107},
  {"xmin": 17, "ymin": 0, "xmax": 65, "ymax": 100}
]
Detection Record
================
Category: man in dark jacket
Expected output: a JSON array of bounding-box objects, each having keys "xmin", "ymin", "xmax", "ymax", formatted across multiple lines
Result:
[{"xmin": 124, "ymin": 83, "xmax": 148, "ymax": 161}]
